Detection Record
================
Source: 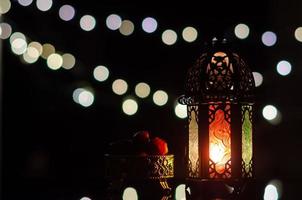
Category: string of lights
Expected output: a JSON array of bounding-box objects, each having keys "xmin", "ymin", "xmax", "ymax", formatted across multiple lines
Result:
[{"xmin": 1, "ymin": 0, "xmax": 301, "ymax": 123}]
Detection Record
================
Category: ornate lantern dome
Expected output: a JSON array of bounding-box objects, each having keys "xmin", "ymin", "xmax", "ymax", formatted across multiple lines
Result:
[{"xmin": 179, "ymin": 42, "xmax": 255, "ymax": 105}]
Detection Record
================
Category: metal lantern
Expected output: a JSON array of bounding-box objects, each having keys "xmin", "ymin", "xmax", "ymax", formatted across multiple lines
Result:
[{"xmin": 179, "ymin": 42, "xmax": 255, "ymax": 198}]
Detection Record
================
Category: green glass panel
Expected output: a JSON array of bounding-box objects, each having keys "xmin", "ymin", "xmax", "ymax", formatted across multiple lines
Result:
[{"xmin": 242, "ymin": 107, "xmax": 252, "ymax": 174}]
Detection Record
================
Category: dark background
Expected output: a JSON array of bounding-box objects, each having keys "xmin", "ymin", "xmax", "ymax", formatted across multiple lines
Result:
[{"xmin": 2, "ymin": 0, "xmax": 302, "ymax": 199}]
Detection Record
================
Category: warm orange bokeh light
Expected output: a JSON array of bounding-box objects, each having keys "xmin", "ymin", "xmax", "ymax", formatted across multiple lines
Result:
[{"xmin": 209, "ymin": 107, "xmax": 231, "ymax": 177}]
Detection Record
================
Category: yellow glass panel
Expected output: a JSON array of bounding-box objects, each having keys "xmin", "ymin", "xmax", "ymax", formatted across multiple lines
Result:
[{"xmin": 188, "ymin": 106, "xmax": 199, "ymax": 177}]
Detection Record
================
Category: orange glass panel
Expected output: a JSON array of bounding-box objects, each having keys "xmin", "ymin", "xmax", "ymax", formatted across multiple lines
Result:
[{"xmin": 209, "ymin": 105, "xmax": 231, "ymax": 178}]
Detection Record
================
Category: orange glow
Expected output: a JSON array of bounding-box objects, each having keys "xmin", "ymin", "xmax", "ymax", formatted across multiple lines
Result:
[{"xmin": 209, "ymin": 106, "xmax": 231, "ymax": 177}]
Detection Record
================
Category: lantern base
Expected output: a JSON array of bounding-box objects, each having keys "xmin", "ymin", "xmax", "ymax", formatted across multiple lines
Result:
[{"xmin": 185, "ymin": 178, "xmax": 249, "ymax": 200}]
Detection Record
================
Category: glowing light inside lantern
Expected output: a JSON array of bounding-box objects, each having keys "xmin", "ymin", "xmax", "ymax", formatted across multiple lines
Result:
[{"xmin": 209, "ymin": 106, "xmax": 231, "ymax": 177}]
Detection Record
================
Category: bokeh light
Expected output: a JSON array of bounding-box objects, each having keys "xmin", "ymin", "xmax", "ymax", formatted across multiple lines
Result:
[
  {"xmin": 175, "ymin": 184, "xmax": 186, "ymax": 200},
  {"xmin": 93, "ymin": 65, "xmax": 109, "ymax": 82},
  {"xmin": 62, "ymin": 53, "xmax": 76, "ymax": 69},
  {"xmin": 262, "ymin": 31, "xmax": 277, "ymax": 46},
  {"xmin": 36, "ymin": 0, "xmax": 53, "ymax": 12},
  {"xmin": 268, "ymin": 179, "xmax": 283, "ymax": 199},
  {"xmin": 174, "ymin": 103, "xmax": 187, "ymax": 119},
  {"xmin": 18, "ymin": 0, "xmax": 33, "ymax": 7},
  {"xmin": 78, "ymin": 90, "xmax": 94, "ymax": 107},
  {"xmin": 294, "ymin": 27, "xmax": 302, "ymax": 42},
  {"xmin": 79, "ymin": 197, "xmax": 91, "ymax": 200},
  {"xmin": 119, "ymin": 20, "xmax": 135, "ymax": 36},
  {"xmin": 106, "ymin": 14, "xmax": 122, "ymax": 30},
  {"xmin": 10, "ymin": 32, "xmax": 26, "ymax": 44},
  {"xmin": 153, "ymin": 90, "xmax": 168, "ymax": 106},
  {"xmin": 11, "ymin": 38, "xmax": 27, "ymax": 55},
  {"xmin": 41, "ymin": 43, "xmax": 55, "ymax": 59},
  {"xmin": 142, "ymin": 17, "xmax": 158, "ymax": 33},
  {"xmin": 0, "ymin": 0, "xmax": 11, "ymax": 14},
  {"xmin": 135, "ymin": 82, "xmax": 151, "ymax": 98},
  {"xmin": 262, "ymin": 105, "xmax": 278, "ymax": 121},
  {"xmin": 234, "ymin": 23, "xmax": 250, "ymax": 39},
  {"xmin": 182, "ymin": 26, "xmax": 198, "ymax": 42},
  {"xmin": 0, "ymin": 22, "xmax": 12, "ymax": 39},
  {"xmin": 162, "ymin": 29, "xmax": 177, "ymax": 45},
  {"xmin": 122, "ymin": 187, "xmax": 138, "ymax": 200},
  {"xmin": 28, "ymin": 41, "xmax": 43, "ymax": 56},
  {"xmin": 23, "ymin": 46, "xmax": 39, "ymax": 63},
  {"xmin": 276, "ymin": 60, "xmax": 291, "ymax": 76},
  {"xmin": 122, "ymin": 99, "xmax": 138, "ymax": 116},
  {"xmin": 10, "ymin": 32, "xmax": 27, "ymax": 55},
  {"xmin": 73, "ymin": 88, "xmax": 85, "ymax": 104},
  {"xmin": 80, "ymin": 15, "xmax": 96, "ymax": 31},
  {"xmin": 47, "ymin": 53, "xmax": 63, "ymax": 70},
  {"xmin": 264, "ymin": 184, "xmax": 278, "ymax": 200},
  {"xmin": 252, "ymin": 72, "xmax": 263, "ymax": 87},
  {"xmin": 112, "ymin": 79, "xmax": 128, "ymax": 95},
  {"xmin": 59, "ymin": 5, "xmax": 75, "ymax": 21}
]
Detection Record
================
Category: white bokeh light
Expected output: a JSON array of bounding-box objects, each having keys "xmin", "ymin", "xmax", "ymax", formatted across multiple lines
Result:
[
  {"xmin": 142, "ymin": 17, "xmax": 158, "ymax": 33},
  {"xmin": 162, "ymin": 29, "xmax": 177, "ymax": 45},
  {"xmin": 47, "ymin": 53, "xmax": 63, "ymax": 70},
  {"xmin": 80, "ymin": 15, "xmax": 96, "ymax": 31},
  {"xmin": 106, "ymin": 14, "xmax": 122, "ymax": 30},
  {"xmin": 80, "ymin": 197, "xmax": 91, "ymax": 200},
  {"xmin": 122, "ymin": 187, "xmax": 138, "ymax": 200},
  {"xmin": 18, "ymin": 0, "xmax": 33, "ymax": 7},
  {"xmin": 93, "ymin": 65, "xmax": 109, "ymax": 82},
  {"xmin": 59, "ymin": 5, "xmax": 75, "ymax": 21},
  {"xmin": 175, "ymin": 184, "xmax": 186, "ymax": 200},
  {"xmin": 36, "ymin": 0, "xmax": 53, "ymax": 12},
  {"xmin": 10, "ymin": 32, "xmax": 26, "ymax": 44},
  {"xmin": 119, "ymin": 20, "xmax": 135, "ymax": 36},
  {"xmin": 175, "ymin": 103, "xmax": 187, "ymax": 119},
  {"xmin": 11, "ymin": 38, "xmax": 27, "ymax": 55},
  {"xmin": 73, "ymin": 88, "xmax": 85, "ymax": 104},
  {"xmin": 122, "ymin": 99, "xmax": 138, "ymax": 116},
  {"xmin": 10, "ymin": 32, "xmax": 27, "ymax": 55},
  {"xmin": 0, "ymin": 23, "xmax": 12, "ymax": 39},
  {"xmin": 153, "ymin": 90, "xmax": 168, "ymax": 106},
  {"xmin": 252, "ymin": 72, "xmax": 263, "ymax": 87},
  {"xmin": 262, "ymin": 31, "xmax": 277, "ymax": 46},
  {"xmin": 276, "ymin": 60, "xmax": 291, "ymax": 76},
  {"xmin": 264, "ymin": 184, "xmax": 278, "ymax": 200},
  {"xmin": 112, "ymin": 79, "xmax": 128, "ymax": 95},
  {"xmin": 182, "ymin": 27, "xmax": 198, "ymax": 42},
  {"xmin": 262, "ymin": 105, "xmax": 278, "ymax": 121},
  {"xmin": 135, "ymin": 82, "xmax": 151, "ymax": 98},
  {"xmin": 295, "ymin": 27, "xmax": 302, "ymax": 42},
  {"xmin": 234, "ymin": 23, "xmax": 250, "ymax": 39},
  {"xmin": 78, "ymin": 90, "xmax": 94, "ymax": 107}
]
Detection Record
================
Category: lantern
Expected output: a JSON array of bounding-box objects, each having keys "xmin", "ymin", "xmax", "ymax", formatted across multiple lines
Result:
[{"xmin": 179, "ymin": 41, "xmax": 255, "ymax": 198}]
